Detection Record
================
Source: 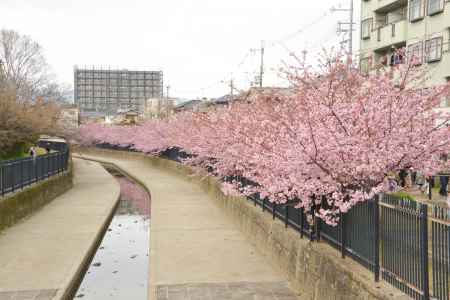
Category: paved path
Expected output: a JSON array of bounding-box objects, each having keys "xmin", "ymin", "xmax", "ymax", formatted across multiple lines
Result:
[
  {"xmin": 0, "ymin": 159, "xmax": 120, "ymax": 300},
  {"xmin": 74, "ymin": 151, "xmax": 300, "ymax": 300}
]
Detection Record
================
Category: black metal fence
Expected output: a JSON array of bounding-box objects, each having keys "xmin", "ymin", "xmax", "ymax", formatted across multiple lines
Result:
[
  {"xmin": 0, "ymin": 150, "xmax": 70, "ymax": 196},
  {"xmin": 253, "ymin": 191, "xmax": 450, "ymax": 300},
  {"xmin": 380, "ymin": 195, "xmax": 429, "ymax": 300},
  {"xmin": 246, "ymin": 191, "xmax": 441, "ymax": 300},
  {"xmin": 320, "ymin": 198, "xmax": 379, "ymax": 275},
  {"xmin": 431, "ymin": 206, "xmax": 450, "ymax": 300},
  {"xmin": 248, "ymin": 194, "xmax": 313, "ymax": 239}
]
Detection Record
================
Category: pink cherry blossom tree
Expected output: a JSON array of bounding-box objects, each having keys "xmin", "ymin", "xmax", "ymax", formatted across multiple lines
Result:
[{"xmin": 77, "ymin": 51, "xmax": 450, "ymax": 225}]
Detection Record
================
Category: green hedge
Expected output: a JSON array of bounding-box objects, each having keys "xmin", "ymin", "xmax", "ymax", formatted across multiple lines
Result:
[{"xmin": 0, "ymin": 142, "xmax": 33, "ymax": 160}]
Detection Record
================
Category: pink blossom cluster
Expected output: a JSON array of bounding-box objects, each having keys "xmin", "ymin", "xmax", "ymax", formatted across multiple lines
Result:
[
  {"xmin": 117, "ymin": 177, "xmax": 151, "ymax": 215},
  {"xmin": 77, "ymin": 53, "xmax": 450, "ymax": 225}
]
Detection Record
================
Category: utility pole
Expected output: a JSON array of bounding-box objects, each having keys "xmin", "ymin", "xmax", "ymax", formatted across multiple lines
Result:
[
  {"xmin": 0, "ymin": 59, "xmax": 5, "ymax": 80},
  {"xmin": 333, "ymin": 0, "xmax": 355, "ymax": 57},
  {"xmin": 349, "ymin": 0, "xmax": 354, "ymax": 57},
  {"xmin": 0, "ymin": 59, "xmax": 6, "ymax": 91},
  {"xmin": 230, "ymin": 78, "xmax": 234, "ymax": 99},
  {"xmin": 166, "ymin": 85, "xmax": 170, "ymax": 118},
  {"xmin": 259, "ymin": 40, "xmax": 265, "ymax": 88},
  {"xmin": 251, "ymin": 41, "xmax": 265, "ymax": 88}
]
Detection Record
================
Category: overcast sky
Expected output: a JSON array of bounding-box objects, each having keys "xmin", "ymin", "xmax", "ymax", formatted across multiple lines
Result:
[{"xmin": 1, "ymin": 0, "xmax": 360, "ymax": 99}]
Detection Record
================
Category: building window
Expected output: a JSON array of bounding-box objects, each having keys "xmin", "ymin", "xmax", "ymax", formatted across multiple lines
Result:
[
  {"xmin": 360, "ymin": 57, "xmax": 370, "ymax": 74},
  {"xmin": 409, "ymin": 0, "xmax": 424, "ymax": 21},
  {"xmin": 361, "ymin": 18, "xmax": 372, "ymax": 39},
  {"xmin": 428, "ymin": 0, "xmax": 444, "ymax": 15},
  {"xmin": 387, "ymin": 6, "xmax": 407, "ymax": 23},
  {"xmin": 425, "ymin": 37, "xmax": 443, "ymax": 62},
  {"xmin": 440, "ymin": 77, "xmax": 450, "ymax": 107},
  {"xmin": 407, "ymin": 41, "xmax": 423, "ymax": 65},
  {"xmin": 448, "ymin": 28, "xmax": 450, "ymax": 51}
]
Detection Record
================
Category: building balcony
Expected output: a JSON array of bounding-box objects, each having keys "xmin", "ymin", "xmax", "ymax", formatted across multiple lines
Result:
[
  {"xmin": 372, "ymin": 19, "xmax": 407, "ymax": 51},
  {"xmin": 374, "ymin": 0, "xmax": 408, "ymax": 13},
  {"xmin": 442, "ymin": 50, "xmax": 450, "ymax": 79}
]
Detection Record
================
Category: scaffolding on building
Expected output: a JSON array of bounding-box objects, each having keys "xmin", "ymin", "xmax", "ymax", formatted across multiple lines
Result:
[{"xmin": 74, "ymin": 65, "xmax": 163, "ymax": 116}]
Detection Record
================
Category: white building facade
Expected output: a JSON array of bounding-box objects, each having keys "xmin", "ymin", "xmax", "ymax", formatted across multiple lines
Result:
[{"xmin": 360, "ymin": 0, "xmax": 450, "ymax": 103}]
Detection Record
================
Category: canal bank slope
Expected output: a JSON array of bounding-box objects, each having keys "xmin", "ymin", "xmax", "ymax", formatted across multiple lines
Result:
[
  {"xmin": 0, "ymin": 159, "xmax": 120, "ymax": 300},
  {"xmin": 74, "ymin": 150, "xmax": 301, "ymax": 300}
]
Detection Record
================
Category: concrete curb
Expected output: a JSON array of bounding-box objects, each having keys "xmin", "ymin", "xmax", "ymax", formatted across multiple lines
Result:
[
  {"xmin": 54, "ymin": 200, "xmax": 120, "ymax": 300},
  {"xmin": 53, "ymin": 159, "xmax": 121, "ymax": 300},
  {"xmin": 73, "ymin": 154, "xmax": 152, "ymax": 199}
]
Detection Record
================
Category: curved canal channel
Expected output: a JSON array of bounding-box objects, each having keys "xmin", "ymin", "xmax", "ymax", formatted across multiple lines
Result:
[{"xmin": 75, "ymin": 166, "xmax": 151, "ymax": 299}]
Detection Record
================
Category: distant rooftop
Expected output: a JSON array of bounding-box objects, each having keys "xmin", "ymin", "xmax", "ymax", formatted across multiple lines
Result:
[{"xmin": 174, "ymin": 99, "xmax": 203, "ymax": 112}]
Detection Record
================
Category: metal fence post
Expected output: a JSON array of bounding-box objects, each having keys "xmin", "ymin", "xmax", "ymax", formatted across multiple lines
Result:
[
  {"xmin": 45, "ymin": 156, "xmax": 48, "ymax": 178},
  {"xmin": 285, "ymin": 205, "xmax": 289, "ymax": 228},
  {"xmin": 41, "ymin": 156, "xmax": 44, "ymax": 180},
  {"xmin": 374, "ymin": 194, "xmax": 380, "ymax": 282},
  {"xmin": 428, "ymin": 177, "xmax": 432, "ymax": 200},
  {"xmin": 57, "ymin": 154, "xmax": 60, "ymax": 174},
  {"xmin": 315, "ymin": 209, "xmax": 321, "ymax": 241},
  {"xmin": 0, "ymin": 164, "xmax": 3, "ymax": 196},
  {"xmin": 20, "ymin": 159, "xmax": 23, "ymax": 190},
  {"xmin": 272, "ymin": 204, "xmax": 276, "ymax": 220},
  {"xmin": 300, "ymin": 208, "xmax": 304, "ymax": 239},
  {"xmin": 420, "ymin": 203, "xmax": 430, "ymax": 300},
  {"xmin": 65, "ymin": 151, "xmax": 68, "ymax": 171},
  {"xmin": 35, "ymin": 156, "xmax": 39, "ymax": 182},
  {"xmin": 341, "ymin": 211, "xmax": 346, "ymax": 258},
  {"xmin": 11, "ymin": 163, "xmax": 15, "ymax": 193}
]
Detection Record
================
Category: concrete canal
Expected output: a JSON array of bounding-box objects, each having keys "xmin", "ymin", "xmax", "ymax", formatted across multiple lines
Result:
[{"xmin": 75, "ymin": 167, "xmax": 151, "ymax": 299}]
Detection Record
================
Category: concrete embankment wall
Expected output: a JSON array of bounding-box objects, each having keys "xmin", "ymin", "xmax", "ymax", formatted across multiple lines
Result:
[
  {"xmin": 0, "ymin": 162, "xmax": 73, "ymax": 232},
  {"xmin": 200, "ymin": 176, "xmax": 405, "ymax": 300},
  {"xmin": 76, "ymin": 147, "xmax": 407, "ymax": 300}
]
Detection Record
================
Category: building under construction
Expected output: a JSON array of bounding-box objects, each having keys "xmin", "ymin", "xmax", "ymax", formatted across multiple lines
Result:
[{"xmin": 74, "ymin": 66, "xmax": 163, "ymax": 116}]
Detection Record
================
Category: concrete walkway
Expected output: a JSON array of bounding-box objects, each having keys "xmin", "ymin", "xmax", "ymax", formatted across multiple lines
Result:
[
  {"xmin": 74, "ymin": 152, "xmax": 300, "ymax": 300},
  {"xmin": 0, "ymin": 159, "xmax": 120, "ymax": 300}
]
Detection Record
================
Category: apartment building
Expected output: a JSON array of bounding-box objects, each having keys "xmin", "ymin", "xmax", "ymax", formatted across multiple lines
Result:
[
  {"xmin": 360, "ymin": 0, "xmax": 450, "ymax": 103},
  {"xmin": 145, "ymin": 97, "xmax": 176, "ymax": 119},
  {"xmin": 74, "ymin": 66, "xmax": 163, "ymax": 116}
]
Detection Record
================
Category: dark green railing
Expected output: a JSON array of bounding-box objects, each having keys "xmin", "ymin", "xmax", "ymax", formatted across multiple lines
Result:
[{"xmin": 0, "ymin": 150, "xmax": 69, "ymax": 197}]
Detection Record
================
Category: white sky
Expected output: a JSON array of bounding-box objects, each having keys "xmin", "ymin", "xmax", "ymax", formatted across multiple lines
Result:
[{"xmin": 0, "ymin": 0, "xmax": 360, "ymax": 99}]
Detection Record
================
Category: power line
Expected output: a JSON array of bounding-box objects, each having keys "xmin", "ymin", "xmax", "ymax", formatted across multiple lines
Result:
[
  {"xmin": 266, "ymin": 0, "xmax": 347, "ymax": 48},
  {"xmin": 204, "ymin": 1, "xmax": 349, "ymax": 93},
  {"xmin": 173, "ymin": 1, "xmax": 349, "ymax": 98},
  {"xmin": 333, "ymin": 0, "xmax": 356, "ymax": 58},
  {"xmin": 237, "ymin": 50, "xmax": 252, "ymax": 68}
]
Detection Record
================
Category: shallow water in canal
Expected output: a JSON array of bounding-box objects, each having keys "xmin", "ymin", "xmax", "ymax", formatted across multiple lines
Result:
[{"xmin": 75, "ymin": 168, "xmax": 151, "ymax": 299}]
